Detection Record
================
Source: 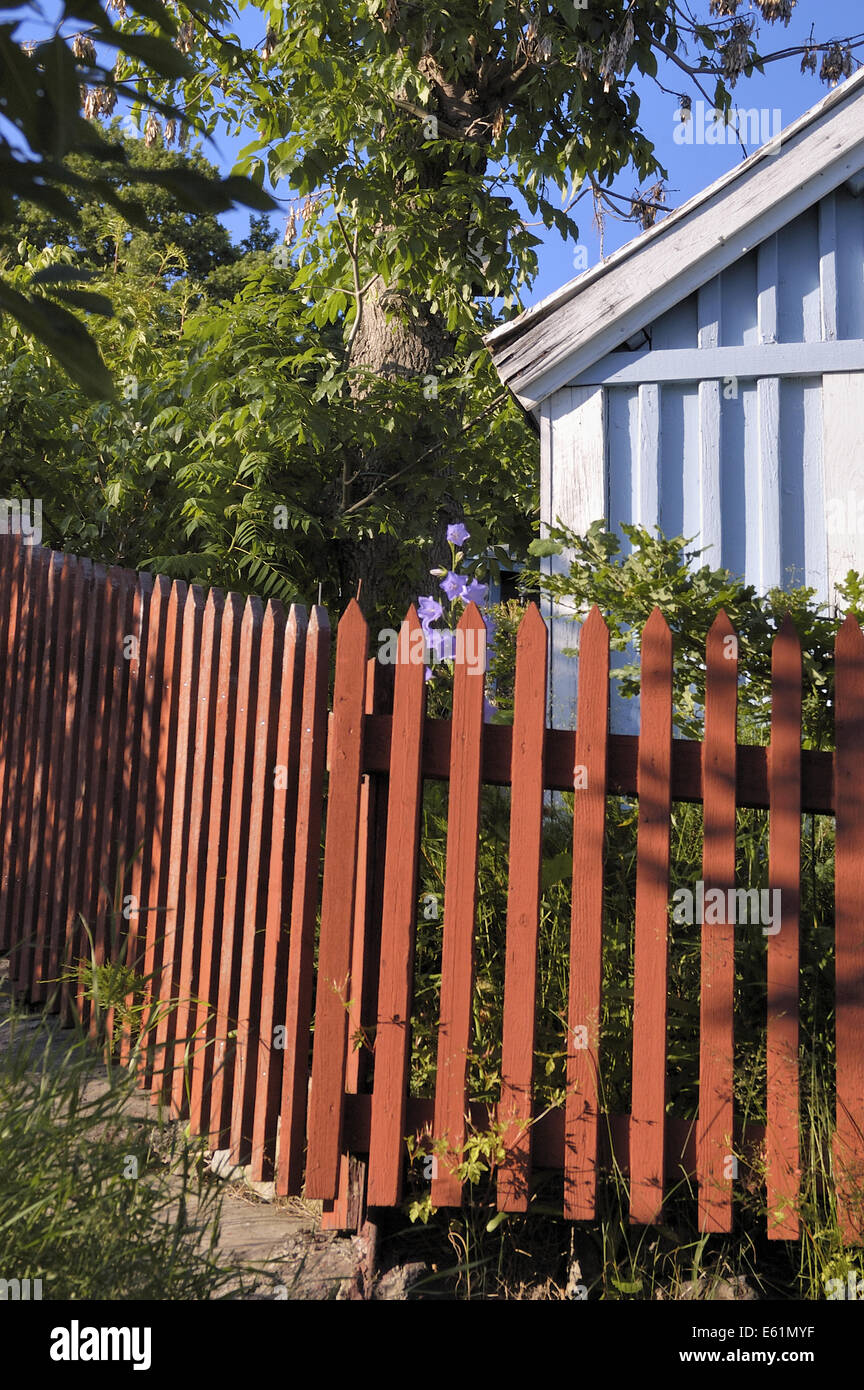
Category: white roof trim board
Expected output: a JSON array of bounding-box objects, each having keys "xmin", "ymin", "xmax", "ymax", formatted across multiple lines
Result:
[{"xmin": 486, "ymin": 67, "xmax": 864, "ymax": 414}]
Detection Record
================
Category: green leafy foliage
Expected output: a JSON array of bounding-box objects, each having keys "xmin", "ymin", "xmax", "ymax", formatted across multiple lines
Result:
[{"xmin": 0, "ymin": 2, "xmax": 275, "ymax": 394}]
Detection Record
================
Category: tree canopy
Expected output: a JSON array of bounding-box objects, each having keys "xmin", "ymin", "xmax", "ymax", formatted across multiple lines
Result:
[{"xmin": 3, "ymin": 2, "xmax": 863, "ymax": 618}]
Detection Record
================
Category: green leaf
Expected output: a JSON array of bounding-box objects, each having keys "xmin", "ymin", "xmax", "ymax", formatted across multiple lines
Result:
[{"xmin": 0, "ymin": 279, "xmax": 114, "ymax": 399}]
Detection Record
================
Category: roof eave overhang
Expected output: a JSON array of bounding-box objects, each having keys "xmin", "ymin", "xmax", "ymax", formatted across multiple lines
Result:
[{"xmin": 486, "ymin": 67, "xmax": 864, "ymax": 417}]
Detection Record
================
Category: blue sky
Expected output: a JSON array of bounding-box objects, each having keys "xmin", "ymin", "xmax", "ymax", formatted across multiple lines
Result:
[{"xmin": 7, "ymin": 1, "xmax": 864, "ymax": 309}]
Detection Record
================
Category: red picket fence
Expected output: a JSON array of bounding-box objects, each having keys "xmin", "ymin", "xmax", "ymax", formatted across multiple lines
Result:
[{"xmin": 1, "ymin": 535, "xmax": 863, "ymax": 1242}]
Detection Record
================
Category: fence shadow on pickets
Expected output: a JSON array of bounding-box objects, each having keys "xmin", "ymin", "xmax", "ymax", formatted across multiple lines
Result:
[{"xmin": 1, "ymin": 535, "xmax": 863, "ymax": 1242}]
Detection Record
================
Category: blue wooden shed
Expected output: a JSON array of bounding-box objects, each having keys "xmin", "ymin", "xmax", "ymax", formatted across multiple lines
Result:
[{"xmin": 487, "ymin": 69, "xmax": 864, "ymax": 728}]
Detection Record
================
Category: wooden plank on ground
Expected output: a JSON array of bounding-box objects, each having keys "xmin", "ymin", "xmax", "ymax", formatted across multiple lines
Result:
[
  {"xmin": 630, "ymin": 607, "xmax": 673, "ymax": 1226},
  {"xmin": 564, "ymin": 604, "xmax": 609, "ymax": 1219}
]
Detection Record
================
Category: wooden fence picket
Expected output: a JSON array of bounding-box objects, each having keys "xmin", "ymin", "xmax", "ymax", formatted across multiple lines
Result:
[
  {"xmin": 304, "ymin": 599, "xmax": 368, "ymax": 1200},
  {"xmin": 119, "ymin": 575, "xmax": 170, "ymax": 1063},
  {"xmin": 431, "ymin": 603, "xmax": 487, "ymax": 1209},
  {"xmin": 104, "ymin": 570, "xmax": 152, "ymax": 1046},
  {"xmin": 248, "ymin": 603, "xmax": 308, "ymax": 1182},
  {"xmin": 136, "ymin": 579, "xmax": 187, "ymax": 1079},
  {"xmin": 170, "ymin": 587, "xmax": 225, "ymax": 1115},
  {"xmin": 564, "ymin": 604, "xmax": 609, "ymax": 1220},
  {"xmin": 367, "ymin": 608, "xmax": 427, "ymax": 1207},
  {"xmin": 16, "ymin": 551, "xmax": 65, "ymax": 999},
  {"xmin": 32, "ymin": 554, "xmax": 77, "ymax": 1003},
  {"xmin": 229, "ymin": 599, "xmax": 285, "ymax": 1163},
  {"xmin": 90, "ymin": 568, "xmax": 138, "ymax": 1013},
  {"xmin": 833, "ymin": 613, "xmax": 864, "ymax": 1243},
  {"xmin": 208, "ymin": 595, "xmax": 263, "ymax": 1145},
  {"xmin": 766, "ymin": 616, "xmax": 802, "ymax": 1240},
  {"xmin": 188, "ymin": 592, "xmax": 244, "ymax": 1138},
  {"xmin": 698, "ymin": 611, "xmax": 738, "ymax": 1233},
  {"xmin": 497, "ymin": 603, "xmax": 548, "ymax": 1212},
  {"xmin": 630, "ymin": 607, "xmax": 673, "ymax": 1226},
  {"xmin": 60, "ymin": 559, "xmax": 107, "ymax": 1027},
  {"xmin": 45, "ymin": 557, "xmax": 91, "ymax": 1013},
  {"xmin": 275, "ymin": 605, "xmax": 330, "ymax": 1196},
  {"xmin": 5, "ymin": 547, "xmax": 49, "ymax": 979},
  {"xmin": 322, "ymin": 656, "xmax": 391, "ymax": 1231},
  {"xmin": 150, "ymin": 584, "xmax": 206, "ymax": 1099},
  {"xmin": 0, "ymin": 538, "xmax": 23, "ymax": 953},
  {"xmin": 72, "ymin": 567, "xmax": 128, "ymax": 1031}
]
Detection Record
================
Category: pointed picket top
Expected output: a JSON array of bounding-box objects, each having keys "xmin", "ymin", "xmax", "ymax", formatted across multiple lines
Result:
[
  {"xmin": 150, "ymin": 572, "xmax": 171, "ymax": 607},
  {"xmin": 396, "ymin": 603, "xmax": 423, "ymax": 667},
  {"xmin": 582, "ymin": 603, "xmax": 609, "ymax": 639},
  {"xmin": 643, "ymin": 605, "xmax": 671, "ymax": 640},
  {"xmin": 339, "ymin": 595, "xmax": 367, "ymax": 634},
  {"xmin": 309, "ymin": 603, "xmax": 330, "ymax": 637},
  {"xmin": 181, "ymin": 584, "xmax": 206, "ymax": 634},
  {"xmin": 223, "ymin": 589, "xmax": 245, "ymax": 629},
  {"xmin": 243, "ymin": 591, "xmax": 264, "ymax": 623},
  {"xmin": 286, "ymin": 602, "xmax": 308, "ymax": 639},
  {"xmin": 457, "ymin": 599, "xmax": 487, "ymax": 629},
  {"xmin": 517, "ymin": 600, "xmax": 547, "ymax": 642},
  {"xmin": 773, "ymin": 612, "xmax": 801, "ymax": 646},
  {"xmin": 708, "ymin": 608, "xmax": 735, "ymax": 640},
  {"xmin": 264, "ymin": 596, "xmax": 286, "ymax": 634},
  {"xmin": 836, "ymin": 609, "xmax": 864, "ymax": 659},
  {"xmin": 203, "ymin": 586, "xmax": 225, "ymax": 621}
]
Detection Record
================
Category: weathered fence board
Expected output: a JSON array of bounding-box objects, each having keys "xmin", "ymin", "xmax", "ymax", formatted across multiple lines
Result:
[
  {"xmin": 766, "ymin": 617, "xmax": 803, "ymax": 1240},
  {"xmin": 697, "ymin": 610, "xmax": 738, "ymax": 1233},
  {"xmin": 630, "ymin": 608, "xmax": 674, "ymax": 1226},
  {"xmin": 497, "ymin": 603, "xmax": 547, "ymax": 1212},
  {"xmin": 564, "ymin": 603, "xmax": 609, "ymax": 1220},
  {"xmin": 275, "ymin": 604, "xmax": 330, "ymax": 1197},
  {"xmin": 431, "ymin": 603, "xmax": 487, "ymax": 1209}
]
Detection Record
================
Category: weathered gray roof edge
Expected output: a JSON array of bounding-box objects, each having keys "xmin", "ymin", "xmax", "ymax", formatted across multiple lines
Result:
[{"xmin": 486, "ymin": 66, "xmax": 864, "ymax": 414}]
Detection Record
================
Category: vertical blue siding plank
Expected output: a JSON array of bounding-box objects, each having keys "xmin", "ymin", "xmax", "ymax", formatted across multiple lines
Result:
[
  {"xmin": 819, "ymin": 192, "xmax": 838, "ymax": 342},
  {"xmin": 836, "ymin": 187, "xmax": 864, "ymax": 341},
  {"xmin": 698, "ymin": 281, "xmax": 722, "ymax": 568},
  {"xmin": 637, "ymin": 384, "xmax": 660, "ymax": 535}
]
